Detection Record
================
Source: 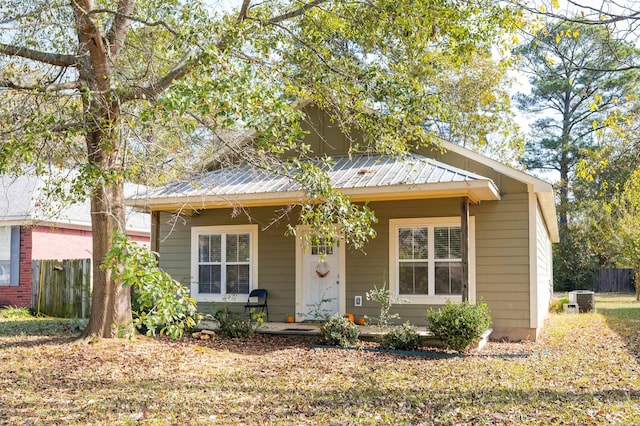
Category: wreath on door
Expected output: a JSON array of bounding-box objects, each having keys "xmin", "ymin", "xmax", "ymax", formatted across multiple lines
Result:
[{"xmin": 315, "ymin": 260, "xmax": 330, "ymax": 278}]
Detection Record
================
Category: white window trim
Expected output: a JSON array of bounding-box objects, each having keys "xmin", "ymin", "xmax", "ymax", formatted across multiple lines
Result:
[
  {"xmin": 190, "ymin": 224, "xmax": 258, "ymax": 303},
  {"xmin": 0, "ymin": 226, "xmax": 20, "ymax": 287},
  {"xmin": 389, "ymin": 217, "xmax": 476, "ymax": 305}
]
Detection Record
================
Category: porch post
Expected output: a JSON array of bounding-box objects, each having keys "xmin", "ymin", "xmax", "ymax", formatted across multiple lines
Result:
[
  {"xmin": 151, "ymin": 211, "xmax": 160, "ymax": 254},
  {"xmin": 460, "ymin": 197, "xmax": 469, "ymax": 302}
]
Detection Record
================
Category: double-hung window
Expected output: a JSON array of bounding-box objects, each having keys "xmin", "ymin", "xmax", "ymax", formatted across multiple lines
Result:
[
  {"xmin": 191, "ymin": 225, "xmax": 258, "ymax": 302},
  {"xmin": 390, "ymin": 217, "xmax": 474, "ymax": 304}
]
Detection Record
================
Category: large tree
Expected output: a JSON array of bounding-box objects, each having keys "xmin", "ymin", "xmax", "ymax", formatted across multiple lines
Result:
[
  {"xmin": 515, "ymin": 0, "xmax": 640, "ymax": 61},
  {"xmin": 427, "ymin": 51, "xmax": 525, "ymax": 165},
  {"xmin": 0, "ymin": 0, "xmax": 518, "ymax": 338},
  {"xmin": 514, "ymin": 19, "xmax": 640, "ymax": 227}
]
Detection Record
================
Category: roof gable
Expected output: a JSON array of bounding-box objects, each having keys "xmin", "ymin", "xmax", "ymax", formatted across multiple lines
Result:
[{"xmin": 415, "ymin": 140, "xmax": 558, "ymax": 242}]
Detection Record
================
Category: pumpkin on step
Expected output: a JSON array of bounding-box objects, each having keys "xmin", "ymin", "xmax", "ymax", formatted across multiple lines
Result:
[
  {"xmin": 343, "ymin": 313, "xmax": 355, "ymax": 323},
  {"xmin": 357, "ymin": 317, "xmax": 366, "ymax": 325},
  {"xmin": 286, "ymin": 316, "xmax": 295, "ymax": 323}
]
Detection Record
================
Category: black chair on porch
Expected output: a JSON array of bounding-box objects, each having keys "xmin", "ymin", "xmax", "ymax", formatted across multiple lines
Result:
[{"xmin": 244, "ymin": 289, "xmax": 268, "ymax": 321}]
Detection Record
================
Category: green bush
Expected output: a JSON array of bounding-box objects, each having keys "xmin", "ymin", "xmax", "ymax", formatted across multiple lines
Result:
[
  {"xmin": 216, "ymin": 307, "xmax": 264, "ymax": 339},
  {"xmin": 380, "ymin": 321, "xmax": 420, "ymax": 351},
  {"xmin": 549, "ymin": 295, "xmax": 570, "ymax": 313},
  {"xmin": 0, "ymin": 306, "xmax": 33, "ymax": 319},
  {"xmin": 320, "ymin": 314, "xmax": 360, "ymax": 347},
  {"xmin": 426, "ymin": 300, "xmax": 492, "ymax": 352},
  {"xmin": 102, "ymin": 232, "xmax": 201, "ymax": 339}
]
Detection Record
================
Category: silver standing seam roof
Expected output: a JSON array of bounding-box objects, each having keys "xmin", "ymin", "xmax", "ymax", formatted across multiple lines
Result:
[{"xmin": 134, "ymin": 153, "xmax": 498, "ymax": 202}]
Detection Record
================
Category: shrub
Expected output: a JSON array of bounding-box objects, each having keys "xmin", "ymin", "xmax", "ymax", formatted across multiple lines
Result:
[
  {"xmin": 216, "ymin": 307, "xmax": 264, "ymax": 339},
  {"xmin": 549, "ymin": 295, "xmax": 570, "ymax": 313},
  {"xmin": 426, "ymin": 300, "xmax": 492, "ymax": 352},
  {"xmin": 0, "ymin": 306, "xmax": 33, "ymax": 319},
  {"xmin": 320, "ymin": 314, "xmax": 360, "ymax": 347},
  {"xmin": 365, "ymin": 283, "xmax": 406, "ymax": 328},
  {"xmin": 380, "ymin": 321, "xmax": 421, "ymax": 351},
  {"xmin": 102, "ymin": 232, "xmax": 201, "ymax": 339}
]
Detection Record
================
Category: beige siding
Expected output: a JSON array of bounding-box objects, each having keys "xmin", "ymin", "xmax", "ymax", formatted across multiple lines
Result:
[
  {"xmin": 340, "ymin": 195, "xmax": 532, "ymax": 331},
  {"xmin": 158, "ymin": 192, "xmax": 534, "ymax": 336},
  {"xmin": 474, "ymin": 193, "xmax": 531, "ymax": 330},
  {"xmin": 535, "ymin": 203, "xmax": 553, "ymax": 328},
  {"xmin": 158, "ymin": 207, "xmax": 298, "ymax": 320}
]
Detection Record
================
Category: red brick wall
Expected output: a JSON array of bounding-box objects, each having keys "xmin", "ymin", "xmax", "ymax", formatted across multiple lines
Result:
[
  {"xmin": 31, "ymin": 226, "xmax": 150, "ymax": 260},
  {"xmin": 0, "ymin": 226, "xmax": 32, "ymax": 307},
  {"xmin": 31, "ymin": 226, "xmax": 93, "ymax": 260}
]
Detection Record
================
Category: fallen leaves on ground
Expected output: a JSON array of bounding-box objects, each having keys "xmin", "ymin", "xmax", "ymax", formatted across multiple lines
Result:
[{"xmin": 0, "ymin": 296, "xmax": 639, "ymax": 425}]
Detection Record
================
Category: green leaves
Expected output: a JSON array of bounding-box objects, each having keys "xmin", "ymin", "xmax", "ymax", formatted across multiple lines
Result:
[
  {"xmin": 101, "ymin": 231, "xmax": 201, "ymax": 338},
  {"xmin": 320, "ymin": 314, "xmax": 360, "ymax": 347},
  {"xmin": 426, "ymin": 300, "xmax": 492, "ymax": 352}
]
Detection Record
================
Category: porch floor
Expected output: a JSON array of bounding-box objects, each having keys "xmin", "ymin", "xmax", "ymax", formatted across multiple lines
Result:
[
  {"xmin": 198, "ymin": 319, "xmax": 435, "ymax": 339},
  {"xmin": 197, "ymin": 320, "xmax": 493, "ymax": 350}
]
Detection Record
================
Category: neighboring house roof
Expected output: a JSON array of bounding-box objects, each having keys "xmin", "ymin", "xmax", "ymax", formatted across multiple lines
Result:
[
  {"xmin": 127, "ymin": 153, "xmax": 501, "ymax": 210},
  {"xmin": 0, "ymin": 173, "xmax": 150, "ymax": 235}
]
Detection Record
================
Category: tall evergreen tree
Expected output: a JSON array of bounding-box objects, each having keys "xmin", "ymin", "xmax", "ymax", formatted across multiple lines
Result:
[{"xmin": 515, "ymin": 19, "xmax": 640, "ymax": 228}]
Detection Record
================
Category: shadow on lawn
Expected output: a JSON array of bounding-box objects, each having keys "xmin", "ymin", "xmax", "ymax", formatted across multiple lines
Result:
[
  {"xmin": 0, "ymin": 318, "xmax": 83, "ymax": 339},
  {"xmin": 3, "ymin": 378, "xmax": 638, "ymax": 424},
  {"xmin": 183, "ymin": 333, "xmax": 323, "ymax": 355},
  {"xmin": 598, "ymin": 298, "xmax": 640, "ymax": 363}
]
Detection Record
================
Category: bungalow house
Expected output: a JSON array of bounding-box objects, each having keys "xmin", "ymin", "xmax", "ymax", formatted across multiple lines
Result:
[
  {"xmin": 0, "ymin": 173, "xmax": 150, "ymax": 307},
  {"xmin": 127, "ymin": 104, "xmax": 559, "ymax": 341}
]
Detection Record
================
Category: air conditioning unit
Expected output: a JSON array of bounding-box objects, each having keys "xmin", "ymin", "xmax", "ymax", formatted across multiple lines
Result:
[{"xmin": 569, "ymin": 290, "xmax": 595, "ymax": 313}]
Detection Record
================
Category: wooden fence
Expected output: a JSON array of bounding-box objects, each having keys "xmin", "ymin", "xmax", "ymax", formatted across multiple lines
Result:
[
  {"xmin": 31, "ymin": 259, "xmax": 92, "ymax": 318},
  {"xmin": 593, "ymin": 268, "xmax": 636, "ymax": 293}
]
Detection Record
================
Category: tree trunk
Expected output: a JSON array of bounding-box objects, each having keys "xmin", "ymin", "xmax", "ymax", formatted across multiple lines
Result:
[
  {"xmin": 72, "ymin": 0, "xmax": 133, "ymax": 338},
  {"xmin": 82, "ymin": 173, "xmax": 132, "ymax": 338},
  {"xmin": 558, "ymin": 161, "xmax": 569, "ymax": 228},
  {"xmin": 80, "ymin": 123, "xmax": 132, "ymax": 338}
]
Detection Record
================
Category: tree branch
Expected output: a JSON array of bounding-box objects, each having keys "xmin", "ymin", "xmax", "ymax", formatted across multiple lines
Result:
[
  {"xmin": 512, "ymin": 0, "xmax": 640, "ymax": 26},
  {"xmin": 73, "ymin": 0, "xmax": 111, "ymax": 94},
  {"xmin": 237, "ymin": 0, "xmax": 251, "ymax": 23},
  {"xmin": 121, "ymin": 52, "xmax": 195, "ymax": 102},
  {"xmin": 268, "ymin": 0, "xmax": 328, "ymax": 24},
  {"xmin": 0, "ymin": 43, "xmax": 78, "ymax": 67},
  {"xmin": 105, "ymin": 0, "xmax": 135, "ymax": 58},
  {"xmin": 0, "ymin": 79, "xmax": 81, "ymax": 92},
  {"xmin": 122, "ymin": 0, "xmax": 330, "ymax": 103},
  {"xmin": 90, "ymin": 8, "xmax": 178, "ymax": 36}
]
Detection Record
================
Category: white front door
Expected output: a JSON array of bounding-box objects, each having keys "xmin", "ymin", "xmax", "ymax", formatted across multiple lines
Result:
[{"xmin": 295, "ymin": 229, "xmax": 345, "ymax": 321}]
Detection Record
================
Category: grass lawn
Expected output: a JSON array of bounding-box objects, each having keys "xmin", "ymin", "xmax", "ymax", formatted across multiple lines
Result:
[{"xmin": 1, "ymin": 295, "xmax": 639, "ymax": 425}]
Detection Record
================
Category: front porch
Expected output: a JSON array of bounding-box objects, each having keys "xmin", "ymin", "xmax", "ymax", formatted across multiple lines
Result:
[
  {"xmin": 199, "ymin": 318, "xmax": 433, "ymax": 338},
  {"xmin": 197, "ymin": 319, "xmax": 493, "ymax": 349}
]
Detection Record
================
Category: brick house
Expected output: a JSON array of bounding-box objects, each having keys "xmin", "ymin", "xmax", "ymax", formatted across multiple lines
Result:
[{"xmin": 0, "ymin": 174, "xmax": 150, "ymax": 307}]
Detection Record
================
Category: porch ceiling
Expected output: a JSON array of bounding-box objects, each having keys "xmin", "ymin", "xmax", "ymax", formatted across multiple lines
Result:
[{"xmin": 127, "ymin": 154, "xmax": 501, "ymax": 211}]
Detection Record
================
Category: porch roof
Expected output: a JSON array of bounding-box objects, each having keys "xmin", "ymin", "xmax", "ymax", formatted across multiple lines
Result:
[{"xmin": 127, "ymin": 154, "xmax": 501, "ymax": 211}]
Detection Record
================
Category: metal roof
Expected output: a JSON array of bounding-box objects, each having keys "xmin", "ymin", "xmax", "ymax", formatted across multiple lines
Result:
[{"xmin": 133, "ymin": 154, "xmax": 499, "ymax": 205}]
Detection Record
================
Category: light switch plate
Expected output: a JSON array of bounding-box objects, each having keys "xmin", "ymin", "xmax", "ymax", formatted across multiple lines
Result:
[{"xmin": 354, "ymin": 295, "xmax": 363, "ymax": 307}]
